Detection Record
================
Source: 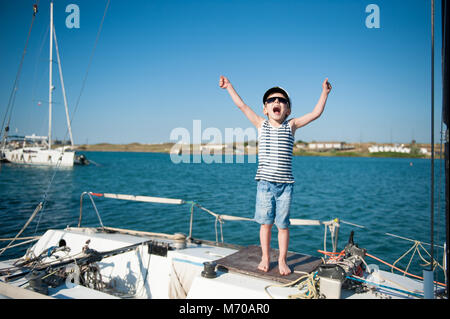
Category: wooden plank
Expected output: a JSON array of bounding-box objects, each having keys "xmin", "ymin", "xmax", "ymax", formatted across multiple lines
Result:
[{"xmin": 215, "ymin": 245, "xmax": 323, "ymax": 284}]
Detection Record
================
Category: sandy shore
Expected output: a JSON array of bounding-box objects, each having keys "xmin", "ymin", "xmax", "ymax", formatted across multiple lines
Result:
[{"xmin": 74, "ymin": 142, "xmax": 435, "ymax": 159}]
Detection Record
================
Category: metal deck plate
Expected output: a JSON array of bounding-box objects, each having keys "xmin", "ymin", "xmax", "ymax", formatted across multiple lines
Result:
[{"xmin": 215, "ymin": 245, "xmax": 323, "ymax": 284}]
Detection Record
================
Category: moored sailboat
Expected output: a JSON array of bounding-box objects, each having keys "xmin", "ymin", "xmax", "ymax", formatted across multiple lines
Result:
[{"xmin": 1, "ymin": 1, "xmax": 82, "ymax": 167}]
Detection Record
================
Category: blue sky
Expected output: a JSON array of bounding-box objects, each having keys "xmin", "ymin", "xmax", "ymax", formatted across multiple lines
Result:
[{"xmin": 0, "ymin": 0, "xmax": 444, "ymax": 144}]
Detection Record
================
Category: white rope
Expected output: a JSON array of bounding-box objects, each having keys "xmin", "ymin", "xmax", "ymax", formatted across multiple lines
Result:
[
  {"xmin": 264, "ymin": 271, "xmax": 319, "ymax": 299},
  {"xmin": 393, "ymin": 240, "xmax": 445, "ymax": 275},
  {"xmin": 0, "ymin": 238, "xmax": 39, "ymax": 251},
  {"xmin": 0, "ymin": 202, "xmax": 43, "ymax": 257},
  {"xmin": 0, "ymin": 236, "xmax": 40, "ymax": 241},
  {"xmin": 341, "ymin": 220, "xmax": 444, "ymax": 249}
]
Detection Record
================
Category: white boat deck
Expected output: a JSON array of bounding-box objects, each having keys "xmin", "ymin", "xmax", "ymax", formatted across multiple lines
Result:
[{"xmin": 0, "ymin": 227, "xmax": 428, "ymax": 299}]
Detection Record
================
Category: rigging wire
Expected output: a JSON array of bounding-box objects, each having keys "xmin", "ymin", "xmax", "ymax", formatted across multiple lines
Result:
[
  {"xmin": 1, "ymin": 1, "xmax": 40, "ymax": 147},
  {"xmin": 62, "ymin": 0, "xmax": 111, "ymax": 144},
  {"xmin": 31, "ymin": 22, "xmax": 49, "ymax": 110}
]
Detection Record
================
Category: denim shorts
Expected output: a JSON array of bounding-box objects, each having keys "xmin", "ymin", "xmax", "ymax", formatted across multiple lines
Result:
[{"xmin": 254, "ymin": 180, "xmax": 294, "ymax": 229}]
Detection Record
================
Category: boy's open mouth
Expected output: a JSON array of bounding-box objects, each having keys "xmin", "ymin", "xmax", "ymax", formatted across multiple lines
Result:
[{"xmin": 273, "ymin": 106, "xmax": 281, "ymax": 115}]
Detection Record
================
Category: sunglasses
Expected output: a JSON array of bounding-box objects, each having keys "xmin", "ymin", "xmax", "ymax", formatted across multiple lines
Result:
[{"xmin": 265, "ymin": 96, "xmax": 288, "ymax": 105}]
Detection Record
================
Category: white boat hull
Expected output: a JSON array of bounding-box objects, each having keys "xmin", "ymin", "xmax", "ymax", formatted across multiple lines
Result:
[{"xmin": 3, "ymin": 147, "xmax": 75, "ymax": 167}]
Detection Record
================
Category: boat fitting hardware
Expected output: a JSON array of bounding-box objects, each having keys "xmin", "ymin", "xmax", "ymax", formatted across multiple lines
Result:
[{"xmin": 201, "ymin": 261, "xmax": 217, "ymax": 278}]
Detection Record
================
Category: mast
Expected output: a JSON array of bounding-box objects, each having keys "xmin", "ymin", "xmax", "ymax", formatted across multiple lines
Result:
[
  {"xmin": 424, "ymin": 0, "xmax": 436, "ymax": 300},
  {"xmin": 53, "ymin": 27, "xmax": 74, "ymax": 147},
  {"xmin": 442, "ymin": 0, "xmax": 450, "ymax": 299},
  {"xmin": 431, "ymin": 0, "xmax": 435, "ymax": 274},
  {"xmin": 48, "ymin": 1, "xmax": 53, "ymax": 150}
]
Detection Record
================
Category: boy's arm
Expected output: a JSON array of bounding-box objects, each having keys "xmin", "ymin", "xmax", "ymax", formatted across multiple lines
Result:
[
  {"xmin": 290, "ymin": 78, "xmax": 332, "ymax": 133},
  {"xmin": 219, "ymin": 75, "xmax": 264, "ymax": 128}
]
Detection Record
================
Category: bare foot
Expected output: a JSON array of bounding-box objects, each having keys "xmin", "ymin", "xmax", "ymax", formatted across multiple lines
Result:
[
  {"xmin": 258, "ymin": 258, "xmax": 270, "ymax": 272},
  {"xmin": 278, "ymin": 260, "xmax": 291, "ymax": 276}
]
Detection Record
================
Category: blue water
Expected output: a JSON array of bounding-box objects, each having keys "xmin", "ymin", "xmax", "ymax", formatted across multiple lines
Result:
[{"xmin": 0, "ymin": 152, "xmax": 447, "ymax": 282}]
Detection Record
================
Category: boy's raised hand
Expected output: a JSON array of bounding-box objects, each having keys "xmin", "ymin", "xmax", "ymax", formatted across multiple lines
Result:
[
  {"xmin": 219, "ymin": 75, "xmax": 264, "ymax": 128},
  {"xmin": 219, "ymin": 75, "xmax": 231, "ymax": 89},
  {"xmin": 322, "ymin": 78, "xmax": 332, "ymax": 94}
]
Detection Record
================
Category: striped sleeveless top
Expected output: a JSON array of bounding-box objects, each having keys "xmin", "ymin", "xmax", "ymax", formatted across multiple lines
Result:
[{"xmin": 255, "ymin": 119, "xmax": 294, "ymax": 183}]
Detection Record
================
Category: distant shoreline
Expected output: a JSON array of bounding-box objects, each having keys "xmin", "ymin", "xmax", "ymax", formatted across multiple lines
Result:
[{"xmin": 74, "ymin": 142, "xmax": 434, "ymax": 159}]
